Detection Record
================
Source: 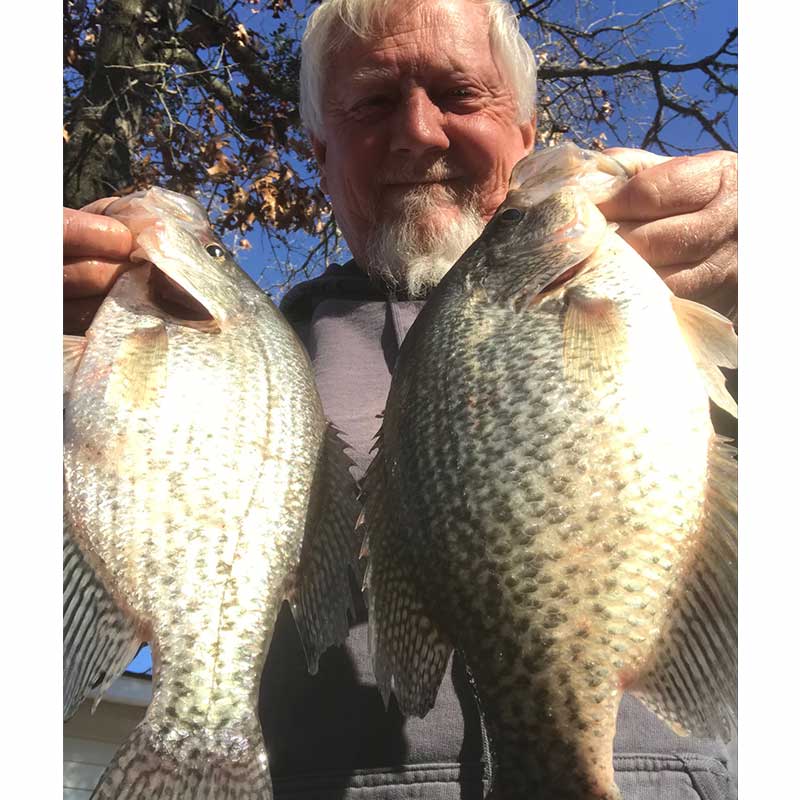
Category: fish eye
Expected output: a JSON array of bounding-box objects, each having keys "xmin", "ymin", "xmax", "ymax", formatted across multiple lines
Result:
[
  {"xmin": 500, "ymin": 207, "xmax": 524, "ymax": 223},
  {"xmin": 205, "ymin": 243, "xmax": 225, "ymax": 259}
]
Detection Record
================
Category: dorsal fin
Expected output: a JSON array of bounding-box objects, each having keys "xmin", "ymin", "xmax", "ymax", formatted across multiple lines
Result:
[
  {"xmin": 629, "ymin": 436, "xmax": 737, "ymax": 740},
  {"xmin": 672, "ymin": 297, "xmax": 738, "ymax": 418},
  {"xmin": 63, "ymin": 519, "xmax": 140, "ymax": 720}
]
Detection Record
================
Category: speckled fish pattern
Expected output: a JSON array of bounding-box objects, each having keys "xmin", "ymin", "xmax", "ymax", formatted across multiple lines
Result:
[
  {"xmin": 63, "ymin": 188, "xmax": 360, "ymax": 799},
  {"xmin": 364, "ymin": 144, "xmax": 737, "ymax": 800}
]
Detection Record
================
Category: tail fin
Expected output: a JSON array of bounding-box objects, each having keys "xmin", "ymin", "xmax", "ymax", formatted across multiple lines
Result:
[{"xmin": 91, "ymin": 719, "xmax": 272, "ymax": 799}]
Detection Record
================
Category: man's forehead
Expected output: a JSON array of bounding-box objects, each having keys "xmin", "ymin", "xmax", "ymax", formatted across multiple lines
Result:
[
  {"xmin": 328, "ymin": 1, "xmax": 494, "ymax": 83},
  {"xmin": 346, "ymin": 61, "xmax": 476, "ymax": 86},
  {"xmin": 339, "ymin": 0, "xmax": 483, "ymax": 37}
]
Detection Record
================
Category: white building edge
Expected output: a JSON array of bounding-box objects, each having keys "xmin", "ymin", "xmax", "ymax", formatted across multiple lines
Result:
[{"xmin": 63, "ymin": 675, "xmax": 152, "ymax": 798}]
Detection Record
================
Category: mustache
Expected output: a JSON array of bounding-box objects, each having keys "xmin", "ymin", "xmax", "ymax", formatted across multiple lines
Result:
[{"xmin": 379, "ymin": 160, "xmax": 461, "ymax": 185}]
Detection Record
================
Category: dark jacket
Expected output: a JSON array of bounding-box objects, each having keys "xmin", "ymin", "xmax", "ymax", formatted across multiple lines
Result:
[{"xmin": 259, "ymin": 261, "xmax": 736, "ymax": 800}]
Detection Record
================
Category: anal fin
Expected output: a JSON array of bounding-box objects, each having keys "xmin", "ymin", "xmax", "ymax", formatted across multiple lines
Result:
[
  {"xmin": 629, "ymin": 436, "xmax": 737, "ymax": 741},
  {"xmin": 363, "ymin": 447, "xmax": 452, "ymax": 717},
  {"xmin": 287, "ymin": 424, "xmax": 362, "ymax": 675}
]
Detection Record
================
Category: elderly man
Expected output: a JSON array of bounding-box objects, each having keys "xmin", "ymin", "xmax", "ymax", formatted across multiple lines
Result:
[{"xmin": 64, "ymin": 0, "xmax": 737, "ymax": 797}]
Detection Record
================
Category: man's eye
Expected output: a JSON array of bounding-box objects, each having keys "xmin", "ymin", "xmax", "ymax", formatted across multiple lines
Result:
[
  {"xmin": 350, "ymin": 96, "xmax": 394, "ymax": 120},
  {"xmin": 356, "ymin": 96, "xmax": 390, "ymax": 110},
  {"xmin": 443, "ymin": 87, "xmax": 479, "ymax": 102},
  {"xmin": 439, "ymin": 87, "xmax": 480, "ymax": 110}
]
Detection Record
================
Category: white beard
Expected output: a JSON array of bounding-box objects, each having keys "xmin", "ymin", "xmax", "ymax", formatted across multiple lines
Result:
[{"xmin": 364, "ymin": 184, "xmax": 485, "ymax": 299}]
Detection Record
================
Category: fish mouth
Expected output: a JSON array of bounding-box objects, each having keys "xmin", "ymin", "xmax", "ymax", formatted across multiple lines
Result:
[
  {"xmin": 148, "ymin": 266, "xmax": 215, "ymax": 323},
  {"xmin": 509, "ymin": 142, "xmax": 630, "ymax": 204},
  {"xmin": 539, "ymin": 260, "xmax": 589, "ymax": 295}
]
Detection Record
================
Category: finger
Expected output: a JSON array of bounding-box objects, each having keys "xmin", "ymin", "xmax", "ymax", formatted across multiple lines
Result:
[
  {"xmin": 64, "ymin": 296, "xmax": 105, "ymax": 336},
  {"xmin": 64, "ymin": 207, "xmax": 133, "ymax": 259},
  {"xmin": 602, "ymin": 147, "xmax": 672, "ymax": 175},
  {"xmin": 64, "ymin": 258, "xmax": 132, "ymax": 299},
  {"xmin": 598, "ymin": 151, "xmax": 735, "ymax": 222},
  {"xmin": 654, "ymin": 266, "xmax": 737, "ymax": 319},
  {"xmin": 654, "ymin": 239, "xmax": 738, "ymax": 305},
  {"xmin": 80, "ymin": 198, "xmax": 118, "ymax": 215},
  {"xmin": 615, "ymin": 211, "xmax": 733, "ymax": 270},
  {"xmin": 615, "ymin": 160, "xmax": 736, "ymax": 267},
  {"xmin": 655, "ymin": 262, "xmax": 713, "ymax": 297}
]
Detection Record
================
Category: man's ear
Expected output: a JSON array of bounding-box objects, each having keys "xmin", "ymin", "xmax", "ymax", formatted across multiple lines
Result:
[
  {"xmin": 311, "ymin": 135, "xmax": 329, "ymax": 193},
  {"xmin": 520, "ymin": 113, "xmax": 536, "ymax": 154}
]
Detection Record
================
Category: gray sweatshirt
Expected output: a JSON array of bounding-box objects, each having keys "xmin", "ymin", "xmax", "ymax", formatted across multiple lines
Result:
[{"xmin": 258, "ymin": 261, "xmax": 735, "ymax": 800}]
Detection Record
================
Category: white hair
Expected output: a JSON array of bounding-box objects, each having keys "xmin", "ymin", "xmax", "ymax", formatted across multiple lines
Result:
[{"xmin": 299, "ymin": 0, "xmax": 538, "ymax": 142}]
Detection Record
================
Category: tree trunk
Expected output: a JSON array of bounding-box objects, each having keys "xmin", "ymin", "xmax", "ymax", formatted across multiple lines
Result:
[{"xmin": 63, "ymin": 0, "xmax": 190, "ymax": 208}]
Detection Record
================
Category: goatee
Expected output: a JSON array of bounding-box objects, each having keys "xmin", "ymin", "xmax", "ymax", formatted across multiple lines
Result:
[{"xmin": 365, "ymin": 184, "xmax": 485, "ymax": 299}]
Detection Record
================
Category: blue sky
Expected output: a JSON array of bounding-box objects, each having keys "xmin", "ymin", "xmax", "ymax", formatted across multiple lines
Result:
[
  {"xmin": 124, "ymin": 0, "xmax": 736, "ymax": 680},
  {"xmin": 127, "ymin": 646, "xmax": 153, "ymax": 675}
]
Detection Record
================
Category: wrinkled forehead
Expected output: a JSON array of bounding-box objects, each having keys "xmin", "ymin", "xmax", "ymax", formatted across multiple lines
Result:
[
  {"xmin": 326, "ymin": 0, "xmax": 495, "ymax": 84},
  {"xmin": 331, "ymin": 0, "xmax": 485, "ymax": 41}
]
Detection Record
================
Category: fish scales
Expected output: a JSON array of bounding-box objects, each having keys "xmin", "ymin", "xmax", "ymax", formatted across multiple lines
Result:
[
  {"xmin": 64, "ymin": 188, "xmax": 360, "ymax": 798},
  {"xmin": 364, "ymin": 144, "xmax": 737, "ymax": 799}
]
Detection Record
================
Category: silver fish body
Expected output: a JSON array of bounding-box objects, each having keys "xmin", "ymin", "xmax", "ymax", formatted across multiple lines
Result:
[
  {"xmin": 364, "ymin": 144, "xmax": 737, "ymax": 800},
  {"xmin": 63, "ymin": 188, "xmax": 359, "ymax": 799}
]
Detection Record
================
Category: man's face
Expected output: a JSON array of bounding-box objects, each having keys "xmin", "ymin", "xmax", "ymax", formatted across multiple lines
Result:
[{"xmin": 312, "ymin": 0, "xmax": 535, "ymax": 293}]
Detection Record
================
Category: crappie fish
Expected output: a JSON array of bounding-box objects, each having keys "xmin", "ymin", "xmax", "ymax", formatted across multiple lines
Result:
[
  {"xmin": 63, "ymin": 187, "xmax": 360, "ymax": 799},
  {"xmin": 363, "ymin": 143, "xmax": 737, "ymax": 799}
]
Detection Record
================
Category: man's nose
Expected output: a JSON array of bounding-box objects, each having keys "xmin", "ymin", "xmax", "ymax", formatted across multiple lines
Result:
[{"xmin": 389, "ymin": 89, "xmax": 449, "ymax": 157}]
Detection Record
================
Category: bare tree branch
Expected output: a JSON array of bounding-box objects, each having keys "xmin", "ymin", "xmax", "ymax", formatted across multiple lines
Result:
[{"xmin": 538, "ymin": 29, "xmax": 737, "ymax": 81}]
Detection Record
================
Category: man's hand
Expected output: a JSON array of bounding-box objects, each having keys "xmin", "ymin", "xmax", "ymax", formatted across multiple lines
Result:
[
  {"xmin": 597, "ymin": 148, "xmax": 738, "ymax": 319},
  {"xmin": 64, "ymin": 199, "xmax": 133, "ymax": 335}
]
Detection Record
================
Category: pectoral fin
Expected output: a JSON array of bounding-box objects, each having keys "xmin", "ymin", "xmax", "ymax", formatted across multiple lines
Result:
[
  {"xmin": 562, "ymin": 287, "xmax": 628, "ymax": 390},
  {"xmin": 63, "ymin": 335, "xmax": 88, "ymax": 397},
  {"xmin": 104, "ymin": 324, "xmax": 169, "ymax": 410}
]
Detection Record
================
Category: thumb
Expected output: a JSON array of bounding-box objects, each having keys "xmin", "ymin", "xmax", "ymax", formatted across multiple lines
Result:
[{"xmin": 602, "ymin": 147, "xmax": 672, "ymax": 176}]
